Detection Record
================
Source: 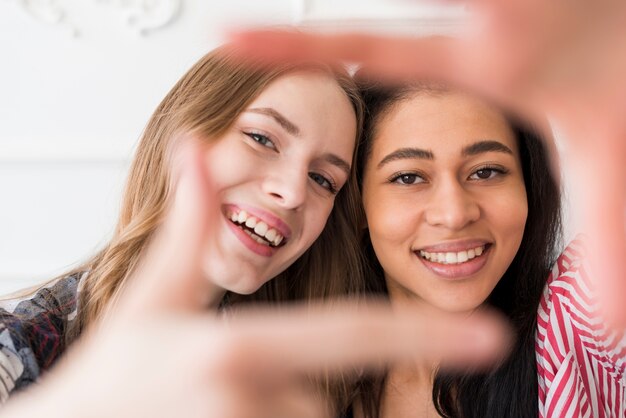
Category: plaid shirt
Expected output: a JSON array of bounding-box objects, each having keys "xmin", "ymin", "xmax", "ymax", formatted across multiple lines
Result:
[{"xmin": 0, "ymin": 273, "xmax": 82, "ymax": 403}]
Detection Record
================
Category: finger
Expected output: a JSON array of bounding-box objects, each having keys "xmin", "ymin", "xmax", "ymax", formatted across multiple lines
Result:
[
  {"xmin": 578, "ymin": 138, "xmax": 626, "ymax": 328},
  {"xmin": 230, "ymin": 30, "xmax": 466, "ymax": 85},
  {"xmin": 117, "ymin": 137, "xmax": 217, "ymax": 315},
  {"xmin": 227, "ymin": 29, "xmax": 534, "ymax": 115},
  {"xmin": 209, "ymin": 301, "xmax": 513, "ymax": 381}
]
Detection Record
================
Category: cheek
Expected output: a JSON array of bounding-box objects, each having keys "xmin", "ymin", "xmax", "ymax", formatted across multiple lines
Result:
[
  {"xmin": 203, "ymin": 145, "xmax": 252, "ymax": 189},
  {"xmin": 300, "ymin": 200, "xmax": 334, "ymax": 248},
  {"xmin": 488, "ymin": 186, "xmax": 528, "ymax": 240},
  {"xmin": 203, "ymin": 146, "xmax": 231, "ymax": 183},
  {"xmin": 365, "ymin": 196, "xmax": 418, "ymax": 245},
  {"xmin": 365, "ymin": 199, "xmax": 419, "ymax": 275}
]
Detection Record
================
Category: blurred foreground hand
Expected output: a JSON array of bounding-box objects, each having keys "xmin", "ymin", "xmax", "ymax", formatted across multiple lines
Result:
[
  {"xmin": 0, "ymin": 141, "xmax": 511, "ymax": 418},
  {"xmin": 231, "ymin": 0, "xmax": 626, "ymax": 327}
]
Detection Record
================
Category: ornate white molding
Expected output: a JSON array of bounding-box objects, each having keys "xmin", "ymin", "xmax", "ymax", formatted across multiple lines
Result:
[
  {"xmin": 13, "ymin": 0, "xmax": 183, "ymax": 37},
  {"xmin": 97, "ymin": 0, "xmax": 183, "ymax": 37},
  {"xmin": 17, "ymin": 0, "xmax": 78, "ymax": 36}
]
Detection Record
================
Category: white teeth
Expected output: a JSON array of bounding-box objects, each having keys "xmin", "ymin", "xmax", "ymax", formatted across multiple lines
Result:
[
  {"xmin": 419, "ymin": 245, "xmax": 487, "ymax": 265},
  {"xmin": 265, "ymin": 228, "xmax": 277, "ymax": 242},
  {"xmin": 228, "ymin": 209, "xmax": 285, "ymax": 247},
  {"xmin": 254, "ymin": 222, "xmax": 268, "ymax": 236},
  {"xmin": 255, "ymin": 235, "xmax": 269, "ymax": 246},
  {"xmin": 243, "ymin": 229, "xmax": 269, "ymax": 246}
]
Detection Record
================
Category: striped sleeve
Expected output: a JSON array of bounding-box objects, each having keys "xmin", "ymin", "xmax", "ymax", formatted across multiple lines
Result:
[{"xmin": 536, "ymin": 238, "xmax": 626, "ymax": 417}]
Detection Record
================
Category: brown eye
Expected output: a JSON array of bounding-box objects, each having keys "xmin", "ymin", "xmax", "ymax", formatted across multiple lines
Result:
[
  {"xmin": 391, "ymin": 173, "xmax": 425, "ymax": 185},
  {"xmin": 475, "ymin": 169, "xmax": 493, "ymax": 179},
  {"xmin": 400, "ymin": 174, "xmax": 417, "ymax": 184},
  {"xmin": 469, "ymin": 166, "xmax": 507, "ymax": 181}
]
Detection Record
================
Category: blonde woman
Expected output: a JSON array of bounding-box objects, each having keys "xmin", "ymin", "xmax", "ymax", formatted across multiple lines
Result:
[{"xmin": 0, "ymin": 45, "xmax": 366, "ymax": 411}]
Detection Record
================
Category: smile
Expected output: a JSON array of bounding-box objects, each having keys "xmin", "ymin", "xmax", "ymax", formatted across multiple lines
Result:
[
  {"xmin": 414, "ymin": 243, "xmax": 492, "ymax": 279},
  {"xmin": 418, "ymin": 244, "xmax": 487, "ymax": 265},
  {"xmin": 227, "ymin": 209, "xmax": 286, "ymax": 248}
]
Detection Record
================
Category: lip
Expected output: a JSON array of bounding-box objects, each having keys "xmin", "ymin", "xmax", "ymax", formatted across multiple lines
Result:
[
  {"xmin": 223, "ymin": 203, "xmax": 291, "ymax": 258},
  {"xmin": 225, "ymin": 203, "xmax": 292, "ymax": 239},
  {"xmin": 226, "ymin": 218, "xmax": 277, "ymax": 257},
  {"xmin": 415, "ymin": 244, "xmax": 492, "ymax": 279}
]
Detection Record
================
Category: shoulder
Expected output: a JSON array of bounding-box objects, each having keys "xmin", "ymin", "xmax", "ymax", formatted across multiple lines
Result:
[
  {"xmin": 536, "ymin": 237, "xmax": 626, "ymax": 416},
  {"xmin": 536, "ymin": 236, "xmax": 625, "ymax": 356},
  {"xmin": 0, "ymin": 272, "xmax": 85, "ymax": 402},
  {"xmin": 538, "ymin": 238, "xmax": 593, "ymax": 323},
  {"xmin": 536, "ymin": 238, "xmax": 594, "ymax": 352}
]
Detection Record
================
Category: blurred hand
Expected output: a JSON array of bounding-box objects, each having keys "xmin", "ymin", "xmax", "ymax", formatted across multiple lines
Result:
[
  {"xmin": 0, "ymin": 140, "xmax": 512, "ymax": 418},
  {"xmin": 230, "ymin": 0, "xmax": 626, "ymax": 327}
]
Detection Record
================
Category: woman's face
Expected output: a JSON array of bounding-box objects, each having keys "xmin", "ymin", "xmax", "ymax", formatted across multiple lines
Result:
[
  {"xmin": 201, "ymin": 71, "xmax": 357, "ymax": 294},
  {"xmin": 362, "ymin": 92, "xmax": 528, "ymax": 313}
]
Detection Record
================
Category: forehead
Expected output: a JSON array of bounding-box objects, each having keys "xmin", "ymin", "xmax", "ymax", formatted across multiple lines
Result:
[
  {"xmin": 373, "ymin": 92, "xmax": 518, "ymax": 158},
  {"xmin": 248, "ymin": 70, "xmax": 348, "ymax": 114},
  {"xmin": 244, "ymin": 71, "xmax": 357, "ymax": 156}
]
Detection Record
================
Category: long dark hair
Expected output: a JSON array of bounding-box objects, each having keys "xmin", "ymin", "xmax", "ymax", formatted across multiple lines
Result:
[{"xmin": 353, "ymin": 79, "xmax": 562, "ymax": 418}]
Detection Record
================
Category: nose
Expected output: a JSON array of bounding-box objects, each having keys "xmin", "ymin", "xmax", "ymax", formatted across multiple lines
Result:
[
  {"xmin": 261, "ymin": 166, "xmax": 308, "ymax": 210},
  {"xmin": 425, "ymin": 179, "xmax": 480, "ymax": 230}
]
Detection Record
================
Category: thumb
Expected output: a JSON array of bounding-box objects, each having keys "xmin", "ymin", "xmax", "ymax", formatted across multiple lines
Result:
[{"xmin": 117, "ymin": 138, "xmax": 217, "ymax": 315}]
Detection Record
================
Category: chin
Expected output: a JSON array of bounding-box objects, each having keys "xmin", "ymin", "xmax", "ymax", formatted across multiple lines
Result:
[
  {"xmin": 226, "ymin": 277, "xmax": 269, "ymax": 296},
  {"xmin": 436, "ymin": 298, "xmax": 485, "ymax": 314},
  {"xmin": 202, "ymin": 261, "xmax": 269, "ymax": 296}
]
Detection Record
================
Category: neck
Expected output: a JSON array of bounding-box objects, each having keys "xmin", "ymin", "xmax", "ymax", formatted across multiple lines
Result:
[
  {"xmin": 381, "ymin": 363, "xmax": 440, "ymax": 418},
  {"xmin": 381, "ymin": 279, "xmax": 445, "ymax": 417},
  {"xmin": 202, "ymin": 280, "xmax": 227, "ymax": 311}
]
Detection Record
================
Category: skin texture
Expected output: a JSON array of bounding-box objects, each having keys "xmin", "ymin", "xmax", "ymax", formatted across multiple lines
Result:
[
  {"xmin": 362, "ymin": 92, "xmax": 527, "ymax": 313},
  {"xmin": 1, "ymin": 142, "xmax": 513, "ymax": 418},
  {"xmin": 230, "ymin": 0, "xmax": 626, "ymax": 326},
  {"xmin": 197, "ymin": 71, "xmax": 357, "ymax": 303}
]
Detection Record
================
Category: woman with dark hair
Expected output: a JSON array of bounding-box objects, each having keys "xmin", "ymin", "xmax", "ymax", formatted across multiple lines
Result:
[{"xmin": 351, "ymin": 80, "xmax": 625, "ymax": 417}]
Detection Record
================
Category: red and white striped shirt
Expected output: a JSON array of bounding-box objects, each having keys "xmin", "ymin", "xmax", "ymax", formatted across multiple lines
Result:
[{"xmin": 536, "ymin": 239, "xmax": 626, "ymax": 417}]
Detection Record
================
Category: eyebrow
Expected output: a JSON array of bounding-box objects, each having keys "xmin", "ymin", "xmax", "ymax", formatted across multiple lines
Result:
[
  {"xmin": 246, "ymin": 107, "xmax": 300, "ymax": 136},
  {"xmin": 377, "ymin": 140, "xmax": 513, "ymax": 168},
  {"xmin": 462, "ymin": 140, "xmax": 514, "ymax": 156},
  {"xmin": 323, "ymin": 153, "xmax": 351, "ymax": 176},
  {"xmin": 377, "ymin": 147, "xmax": 434, "ymax": 168}
]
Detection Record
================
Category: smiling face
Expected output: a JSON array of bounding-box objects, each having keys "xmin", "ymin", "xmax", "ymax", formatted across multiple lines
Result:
[
  {"xmin": 200, "ymin": 71, "xmax": 357, "ymax": 295},
  {"xmin": 362, "ymin": 91, "xmax": 528, "ymax": 313}
]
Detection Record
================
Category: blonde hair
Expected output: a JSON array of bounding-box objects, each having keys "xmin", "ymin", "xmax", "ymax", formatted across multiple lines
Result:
[{"xmin": 67, "ymin": 46, "xmax": 365, "ymax": 347}]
